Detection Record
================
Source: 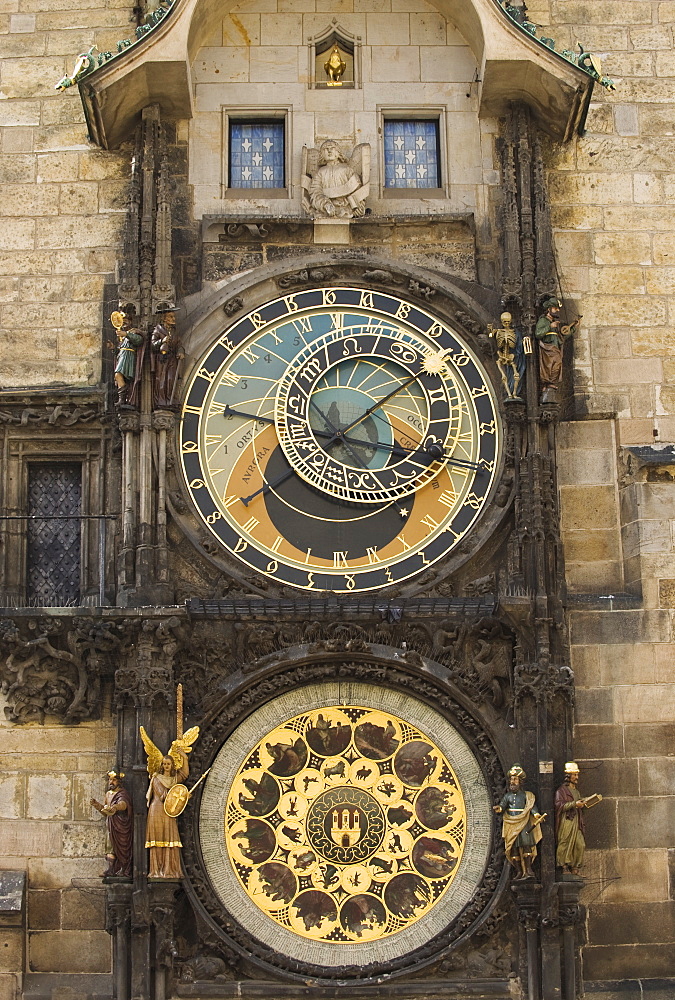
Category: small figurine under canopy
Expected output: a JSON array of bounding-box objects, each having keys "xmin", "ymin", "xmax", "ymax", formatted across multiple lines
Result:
[
  {"xmin": 150, "ymin": 303, "xmax": 184, "ymax": 409},
  {"xmin": 493, "ymin": 764, "xmax": 546, "ymax": 879},
  {"xmin": 535, "ymin": 296, "xmax": 581, "ymax": 403},
  {"xmin": 109, "ymin": 305, "xmax": 145, "ymax": 409}
]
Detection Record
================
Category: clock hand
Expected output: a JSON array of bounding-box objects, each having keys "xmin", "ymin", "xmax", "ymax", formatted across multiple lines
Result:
[
  {"xmin": 223, "ymin": 404, "xmax": 276, "ymax": 425},
  {"xmin": 338, "ymin": 433, "xmax": 483, "ymax": 470},
  {"xmin": 339, "ymin": 373, "xmax": 420, "ymax": 436},
  {"xmin": 240, "ymin": 467, "xmax": 296, "ymax": 506}
]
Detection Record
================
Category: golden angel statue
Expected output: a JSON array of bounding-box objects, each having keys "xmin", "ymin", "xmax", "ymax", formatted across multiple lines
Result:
[
  {"xmin": 140, "ymin": 707, "xmax": 200, "ymax": 878},
  {"xmin": 301, "ymin": 139, "xmax": 370, "ymax": 219}
]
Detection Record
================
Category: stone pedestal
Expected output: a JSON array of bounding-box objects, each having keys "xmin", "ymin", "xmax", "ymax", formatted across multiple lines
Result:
[{"xmin": 313, "ymin": 218, "xmax": 351, "ymax": 244}]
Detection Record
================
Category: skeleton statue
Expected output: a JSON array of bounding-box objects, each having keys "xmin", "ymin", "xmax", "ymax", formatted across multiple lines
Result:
[
  {"xmin": 487, "ymin": 312, "xmax": 527, "ymax": 400},
  {"xmin": 302, "ymin": 139, "xmax": 370, "ymax": 219}
]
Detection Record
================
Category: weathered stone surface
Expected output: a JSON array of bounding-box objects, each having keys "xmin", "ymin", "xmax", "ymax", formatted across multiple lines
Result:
[
  {"xmin": 574, "ymin": 723, "xmax": 624, "ymax": 759},
  {"xmin": 28, "ymin": 890, "xmax": 60, "ymax": 930},
  {"xmin": 0, "ymin": 930, "xmax": 22, "ymax": 975},
  {"xmin": 62, "ymin": 823, "xmax": 105, "ymax": 859},
  {"xmin": 0, "ymin": 777, "xmax": 23, "ymax": 821},
  {"xmin": 61, "ymin": 888, "xmax": 105, "ymax": 930},
  {"xmin": 28, "ymin": 930, "xmax": 110, "ymax": 973},
  {"xmin": 569, "ymin": 611, "xmax": 672, "ymax": 646},
  {"xmin": 560, "ymin": 484, "xmax": 618, "ymax": 531},
  {"xmin": 638, "ymin": 757, "xmax": 675, "ymax": 797},
  {"xmin": 614, "ymin": 684, "xmax": 675, "ymax": 724},
  {"xmin": 27, "ymin": 858, "xmax": 100, "ymax": 891},
  {"xmin": 584, "ymin": 943, "xmax": 675, "ymax": 980},
  {"xmin": 26, "ymin": 775, "xmax": 71, "ymax": 821},
  {"xmin": 0, "ymin": 822, "xmax": 61, "ymax": 858},
  {"xmin": 589, "ymin": 900, "xmax": 675, "ymax": 946}
]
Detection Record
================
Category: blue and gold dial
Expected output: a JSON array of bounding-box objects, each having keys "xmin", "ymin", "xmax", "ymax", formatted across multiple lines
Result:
[{"xmin": 180, "ymin": 287, "xmax": 500, "ymax": 593}]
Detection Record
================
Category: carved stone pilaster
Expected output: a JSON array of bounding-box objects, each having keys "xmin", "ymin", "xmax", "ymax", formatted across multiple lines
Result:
[
  {"xmin": 512, "ymin": 880, "xmax": 542, "ymax": 1000},
  {"xmin": 106, "ymin": 883, "xmax": 133, "ymax": 1000}
]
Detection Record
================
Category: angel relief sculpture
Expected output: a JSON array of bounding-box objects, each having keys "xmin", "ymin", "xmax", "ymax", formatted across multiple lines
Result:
[
  {"xmin": 140, "ymin": 687, "xmax": 202, "ymax": 878},
  {"xmin": 301, "ymin": 139, "xmax": 370, "ymax": 219}
]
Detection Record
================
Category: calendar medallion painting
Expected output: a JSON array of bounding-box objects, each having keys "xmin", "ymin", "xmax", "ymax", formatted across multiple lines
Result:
[{"xmin": 199, "ymin": 684, "xmax": 492, "ymax": 967}]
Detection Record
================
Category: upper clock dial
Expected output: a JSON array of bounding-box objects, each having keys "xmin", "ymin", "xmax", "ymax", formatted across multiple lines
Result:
[{"xmin": 180, "ymin": 287, "xmax": 500, "ymax": 594}]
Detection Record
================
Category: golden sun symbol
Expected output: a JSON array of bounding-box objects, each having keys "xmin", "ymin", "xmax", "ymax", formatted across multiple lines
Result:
[{"xmin": 421, "ymin": 352, "xmax": 448, "ymax": 375}]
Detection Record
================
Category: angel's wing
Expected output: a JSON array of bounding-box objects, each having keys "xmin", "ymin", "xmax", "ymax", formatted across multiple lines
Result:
[
  {"xmin": 348, "ymin": 143, "xmax": 370, "ymax": 186},
  {"xmin": 168, "ymin": 725, "xmax": 200, "ymax": 770},
  {"xmin": 140, "ymin": 725, "xmax": 164, "ymax": 775}
]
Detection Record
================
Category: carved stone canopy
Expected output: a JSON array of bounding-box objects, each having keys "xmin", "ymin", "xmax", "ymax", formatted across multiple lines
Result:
[{"xmin": 78, "ymin": 0, "xmax": 595, "ymax": 148}]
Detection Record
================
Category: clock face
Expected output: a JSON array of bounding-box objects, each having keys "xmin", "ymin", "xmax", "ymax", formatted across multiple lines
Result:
[{"xmin": 180, "ymin": 287, "xmax": 500, "ymax": 593}]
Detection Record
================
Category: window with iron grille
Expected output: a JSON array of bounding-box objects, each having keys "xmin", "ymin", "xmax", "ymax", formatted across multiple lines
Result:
[
  {"xmin": 383, "ymin": 119, "xmax": 441, "ymax": 189},
  {"xmin": 26, "ymin": 463, "xmax": 81, "ymax": 607},
  {"xmin": 229, "ymin": 120, "xmax": 286, "ymax": 189}
]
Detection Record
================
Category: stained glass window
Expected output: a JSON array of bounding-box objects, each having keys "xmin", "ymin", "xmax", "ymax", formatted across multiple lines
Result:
[
  {"xmin": 383, "ymin": 120, "xmax": 441, "ymax": 189},
  {"xmin": 229, "ymin": 120, "xmax": 285, "ymax": 189},
  {"xmin": 26, "ymin": 463, "xmax": 81, "ymax": 607}
]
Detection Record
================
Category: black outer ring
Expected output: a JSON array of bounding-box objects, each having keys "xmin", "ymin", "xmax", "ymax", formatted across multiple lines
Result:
[{"xmin": 179, "ymin": 649, "xmax": 509, "ymax": 984}]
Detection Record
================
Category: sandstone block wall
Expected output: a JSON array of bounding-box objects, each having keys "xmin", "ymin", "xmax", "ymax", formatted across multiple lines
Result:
[
  {"xmin": 546, "ymin": 0, "xmax": 675, "ymax": 979},
  {"xmin": 0, "ymin": 711, "xmax": 116, "ymax": 990},
  {"xmin": 0, "ymin": 0, "xmax": 131, "ymax": 389}
]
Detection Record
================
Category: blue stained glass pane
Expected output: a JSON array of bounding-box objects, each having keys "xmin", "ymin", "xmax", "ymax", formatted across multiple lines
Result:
[
  {"xmin": 229, "ymin": 121, "xmax": 285, "ymax": 189},
  {"xmin": 383, "ymin": 120, "xmax": 440, "ymax": 189}
]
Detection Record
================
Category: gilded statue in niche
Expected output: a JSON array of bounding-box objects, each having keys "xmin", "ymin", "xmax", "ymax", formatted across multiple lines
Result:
[
  {"xmin": 324, "ymin": 43, "xmax": 346, "ymax": 85},
  {"xmin": 302, "ymin": 140, "xmax": 370, "ymax": 219}
]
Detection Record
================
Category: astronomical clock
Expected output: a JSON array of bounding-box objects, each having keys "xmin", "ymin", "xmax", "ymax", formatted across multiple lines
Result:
[
  {"xmin": 179, "ymin": 286, "xmax": 500, "ymax": 594},
  {"xmin": 173, "ymin": 280, "xmax": 510, "ymax": 983}
]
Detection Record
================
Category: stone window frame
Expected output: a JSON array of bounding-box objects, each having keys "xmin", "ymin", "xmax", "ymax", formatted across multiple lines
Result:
[
  {"xmin": 221, "ymin": 107, "xmax": 291, "ymax": 200},
  {"xmin": 377, "ymin": 106, "xmax": 449, "ymax": 200},
  {"xmin": 0, "ymin": 431, "xmax": 107, "ymax": 608},
  {"xmin": 306, "ymin": 20, "xmax": 362, "ymax": 90}
]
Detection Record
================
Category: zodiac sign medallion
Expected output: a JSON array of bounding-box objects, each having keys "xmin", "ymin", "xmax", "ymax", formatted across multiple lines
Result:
[{"xmin": 222, "ymin": 705, "xmax": 467, "ymax": 943}]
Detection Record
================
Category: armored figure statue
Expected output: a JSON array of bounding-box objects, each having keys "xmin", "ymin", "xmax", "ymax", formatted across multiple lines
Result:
[
  {"xmin": 91, "ymin": 770, "xmax": 133, "ymax": 878},
  {"xmin": 535, "ymin": 296, "xmax": 581, "ymax": 403},
  {"xmin": 487, "ymin": 311, "xmax": 527, "ymax": 400},
  {"xmin": 140, "ymin": 724, "xmax": 200, "ymax": 878},
  {"xmin": 555, "ymin": 761, "xmax": 602, "ymax": 876},
  {"xmin": 302, "ymin": 139, "xmax": 370, "ymax": 219},
  {"xmin": 493, "ymin": 764, "xmax": 546, "ymax": 879}
]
